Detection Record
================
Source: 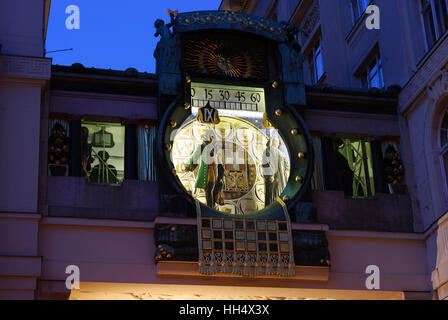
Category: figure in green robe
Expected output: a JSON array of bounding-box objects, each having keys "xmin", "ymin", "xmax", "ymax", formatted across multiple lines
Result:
[{"xmin": 183, "ymin": 130, "xmax": 219, "ymax": 207}]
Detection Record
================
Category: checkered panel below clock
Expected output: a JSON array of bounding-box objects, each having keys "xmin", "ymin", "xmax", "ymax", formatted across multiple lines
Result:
[{"xmin": 200, "ymin": 217, "xmax": 291, "ymax": 257}]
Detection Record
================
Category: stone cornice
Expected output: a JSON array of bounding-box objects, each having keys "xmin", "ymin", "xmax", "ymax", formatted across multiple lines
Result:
[
  {"xmin": 50, "ymin": 90, "xmax": 158, "ymax": 104},
  {"xmin": 157, "ymin": 261, "xmax": 330, "ymax": 282},
  {"xmin": 399, "ymin": 36, "xmax": 448, "ymax": 114},
  {"xmin": 0, "ymin": 54, "xmax": 51, "ymax": 81}
]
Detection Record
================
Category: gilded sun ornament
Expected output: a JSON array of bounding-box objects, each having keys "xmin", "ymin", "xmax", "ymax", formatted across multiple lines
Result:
[{"xmin": 183, "ymin": 37, "xmax": 266, "ymax": 79}]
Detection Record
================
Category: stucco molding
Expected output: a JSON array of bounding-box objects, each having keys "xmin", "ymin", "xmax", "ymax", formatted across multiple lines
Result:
[
  {"xmin": 345, "ymin": 11, "xmax": 368, "ymax": 49},
  {"xmin": 305, "ymin": 109, "xmax": 399, "ymax": 121},
  {"xmin": 157, "ymin": 261, "xmax": 330, "ymax": 282},
  {"xmin": 422, "ymin": 78, "xmax": 448, "ymax": 217},
  {"xmin": 399, "ymin": 37, "xmax": 448, "ymax": 113},
  {"xmin": 327, "ymin": 229, "xmax": 424, "ymax": 241},
  {"xmin": 68, "ymin": 281, "xmax": 405, "ymax": 300},
  {"xmin": 0, "ymin": 55, "xmax": 51, "ymax": 80},
  {"xmin": 50, "ymin": 90, "xmax": 158, "ymax": 104},
  {"xmin": 298, "ymin": 0, "xmax": 320, "ymax": 47},
  {"xmin": 0, "ymin": 256, "xmax": 42, "ymax": 277},
  {"xmin": 0, "ymin": 212, "xmax": 42, "ymax": 221},
  {"xmin": 427, "ymin": 67, "xmax": 448, "ymax": 102}
]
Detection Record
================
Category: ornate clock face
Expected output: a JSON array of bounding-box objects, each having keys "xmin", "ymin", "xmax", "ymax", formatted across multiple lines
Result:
[
  {"xmin": 169, "ymin": 82, "xmax": 294, "ymax": 215},
  {"xmin": 183, "ymin": 33, "xmax": 267, "ymax": 80}
]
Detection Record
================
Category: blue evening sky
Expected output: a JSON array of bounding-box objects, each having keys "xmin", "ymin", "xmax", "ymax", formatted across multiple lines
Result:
[{"xmin": 45, "ymin": 0, "xmax": 222, "ymax": 73}]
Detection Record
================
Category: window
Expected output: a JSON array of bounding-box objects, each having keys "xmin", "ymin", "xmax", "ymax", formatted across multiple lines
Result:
[
  {"xmin": 421, "ymin": 0, "xmax": 448, "ymax": 49},
  {"xmin": 311, "ymin": 39, "xmax": 325, "ymax": 83},
  {"xmin": 81, "ymin": 122, "xmax": 125, "ymax": 185},
  {"xmin": 332, "ymin": 138, "xmax": 375, "ymax": 198},
  {"xmin": 351, "ymin": 0, "xmax": 370, "ymax": 22},
  {"xmin": 441, "ymin": 110, "xmax": 448, "ymax": 188},
  {"xmin": 362, "ymin": 54, "xmax": 384, "ymax": 89}
]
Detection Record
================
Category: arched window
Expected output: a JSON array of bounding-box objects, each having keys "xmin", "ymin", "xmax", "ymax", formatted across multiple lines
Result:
[{"xmin": 441, "ymin": 109, "xmax": 448, "ymax": 187}]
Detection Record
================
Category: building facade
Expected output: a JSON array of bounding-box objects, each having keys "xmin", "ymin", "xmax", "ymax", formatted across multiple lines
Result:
[
  {"xmin": 221, "ymin": 0, "xmax": 448, "ymax": 300},
  {"xmin": 0, "ymin": 0, "xmax": 446, "ymax": 300}
]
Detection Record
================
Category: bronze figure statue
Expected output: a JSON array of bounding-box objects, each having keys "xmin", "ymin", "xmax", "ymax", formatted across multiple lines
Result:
[
  {"xmin": 278, "ymin": 23, "xmax": 306, "ymax": 105},
  {"xmin": 154, "ymin": 10, "xmax": 182, "ymax": 95}
]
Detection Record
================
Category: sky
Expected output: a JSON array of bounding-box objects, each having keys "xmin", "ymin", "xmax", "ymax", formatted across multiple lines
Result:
[{"xmin": 45, "ymin": 0, "xmax": 222, "ymax": 73}]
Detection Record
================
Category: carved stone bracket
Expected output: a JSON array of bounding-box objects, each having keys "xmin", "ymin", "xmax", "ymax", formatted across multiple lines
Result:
[
  {"xmin": 427, "ymin": 67, "xmax": 448, "ymax": 102},
  {"xmin": 400, "ymin": 36, "xmax": 448, "ymax": 112},
  {"xmin": 299, "ymin": 0, "xmax": 320, "ymax": 47}
]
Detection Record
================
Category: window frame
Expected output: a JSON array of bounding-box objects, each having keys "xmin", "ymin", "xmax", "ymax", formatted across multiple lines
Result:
[
  {"xmin": 81, "ymin": 121, "xmax": 126, "ymax": 186},
  {"xmin": 328, "ymin": 137, "xmax": 376, "ymax": 199},
  {"xmin": 311, "ymin": 38, "xmax": 325, "ymax": 84},
  {"xmin": 337, "ymin": 138, "xmax": 376, "ymax": 198},
  {"xmin": 363, "ymin": 54, "xmax": 384, "ymax": 89},
  {"xmin": 266, "ymin": 0, "xmax": 278, "ymax": 21},
  {"xmin": 351, "ymin": 0, "xmax": 371, "ymax": 23},
  {"xmin": 419, "ymin": 0, "xmax": 448, "ymax": 50},
  {"xmin": 440, "ymin": 109, "xmax": 448, "ymax": 189}
]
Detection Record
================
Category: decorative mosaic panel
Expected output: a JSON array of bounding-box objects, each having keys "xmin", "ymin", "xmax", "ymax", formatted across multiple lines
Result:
[{"xmin": 197, "ymin": 201, "xmax": 295, "ymax": 277}]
